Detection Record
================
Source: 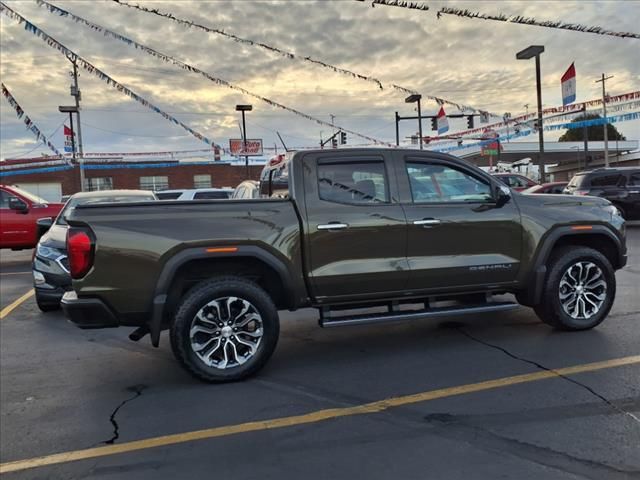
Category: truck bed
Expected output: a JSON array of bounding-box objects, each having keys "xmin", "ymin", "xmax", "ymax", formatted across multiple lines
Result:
[{"xmin": 66, "ymin": 199, "xmax": 304, "ymax": 313}]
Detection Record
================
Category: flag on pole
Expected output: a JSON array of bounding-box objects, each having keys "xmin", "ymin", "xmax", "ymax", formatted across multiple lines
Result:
[
  {"xmin": 436, "ymin": 106, "xmax": 449, "ymax": 134},
  {"xmin": 63, "ymin": 125, "xmax": 74, "ymax": 136},
  {"xmin": 561, "ymin": 63, "xmax": 576, "ymax": 106}
]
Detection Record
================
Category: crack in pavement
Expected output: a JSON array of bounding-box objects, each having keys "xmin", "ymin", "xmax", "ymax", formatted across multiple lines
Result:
[
  {"xmin": 102, "ymin": 385, "xmax": 147, "ymax": 445},
  {"xmin": 449, "ymin": 324, "xmax": 640, "ymax": 426}
]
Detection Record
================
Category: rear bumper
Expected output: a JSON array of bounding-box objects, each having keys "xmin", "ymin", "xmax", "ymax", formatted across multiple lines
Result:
[
  {"xmin": 34, "ymin": 286, "xmax": 67, "ymax": 305},
  {"xmin": 61, "ymin": 291, "xmax": 119, "ymax": 329}
]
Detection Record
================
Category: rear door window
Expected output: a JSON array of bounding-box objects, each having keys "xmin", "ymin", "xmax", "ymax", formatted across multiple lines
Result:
[
  {"xmin": 590, "ymin": 174, "xmax": 623, "ymax": 187},
  {"xmin": 629, "ymin": 173, "xmax": 640, "ymax": 186},
  {"xmin": 318, "ymin": 162, "xmax": 388, "ymax": 204}
]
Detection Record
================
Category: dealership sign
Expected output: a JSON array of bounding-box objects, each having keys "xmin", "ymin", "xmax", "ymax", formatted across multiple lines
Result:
[
  {"xmin": 63, "ymin": 124, "xmax": 75, "ymax": 153},
  {"xmin": 229, "ymin": 138, "xmax": 263, "ymax": 156}
]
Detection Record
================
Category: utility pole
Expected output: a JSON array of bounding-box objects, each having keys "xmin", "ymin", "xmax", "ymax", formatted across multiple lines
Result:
[
  {"xmin": 595, "ymin": 73, "xmax": 613, "ymax": 167},
  {"xmin": 70, "ymin": 59, "xmax": 85, "ymax": 191}
]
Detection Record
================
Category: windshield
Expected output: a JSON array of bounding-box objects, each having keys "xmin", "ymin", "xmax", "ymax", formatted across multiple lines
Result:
[
  {"xmin": 8, "ymin": 186, "xmax": 48, "ymax": 204},
  {"xmin": 567, "ymin": 174, "xmax": 586, "ymax": 188},
  {"xmin": 56, "ymin": 194, "xmax": 156, "ymax": 225}
]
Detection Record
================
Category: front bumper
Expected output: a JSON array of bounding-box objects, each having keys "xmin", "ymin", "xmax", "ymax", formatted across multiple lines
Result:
[{"xmin": 61, "ymin": 291, "xmax": 119, "ymax": 329}]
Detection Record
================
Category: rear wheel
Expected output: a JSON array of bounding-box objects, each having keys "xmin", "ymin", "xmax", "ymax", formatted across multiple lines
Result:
[
  {"xmin": 170, "ymin": 276, "xmax": 279, "ymax": 383},
  {"xmin": 534, "ymin": 247, "xmax": 615, "ymax": 330}
]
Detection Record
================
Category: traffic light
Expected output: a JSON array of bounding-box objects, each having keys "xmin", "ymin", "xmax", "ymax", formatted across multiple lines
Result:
[
  {"xmin": 331, "ymin": 137, "xmax": 338, "ymax": 148},
  {"xmin": 466, "ymin": 115, "xmax": 474, "ymax": 129},
  {"xmin": 431, "ymin": 117, "xmax": 437, "ymax": 131},
  {"xmin": 340, "ymin": 131, "xmax": 347, "ymax": 145}
]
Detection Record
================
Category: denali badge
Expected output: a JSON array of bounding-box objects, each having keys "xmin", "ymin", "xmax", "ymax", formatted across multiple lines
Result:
[{"xmin": 470, "ymin": 264, "xmax": 513, "ymax": 271}]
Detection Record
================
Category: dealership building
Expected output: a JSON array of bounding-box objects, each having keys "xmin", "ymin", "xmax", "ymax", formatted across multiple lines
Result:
[{"xmin": 0, "ymin": 154, "xmax": 265, "ymax": 202}]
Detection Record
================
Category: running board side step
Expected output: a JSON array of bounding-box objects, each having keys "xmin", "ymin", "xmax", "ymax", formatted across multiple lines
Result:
[{"xmin": 319, "ymin": 302, "xmax": 519, "ymax": 328}]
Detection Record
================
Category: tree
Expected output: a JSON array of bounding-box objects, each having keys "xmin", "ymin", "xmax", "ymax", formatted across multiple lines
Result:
[{"xmin": 558, "ymin": 113, "xmax": 626, "ymax": 142}]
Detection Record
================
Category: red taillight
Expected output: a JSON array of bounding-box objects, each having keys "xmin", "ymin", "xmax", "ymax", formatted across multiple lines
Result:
[
  {"xmin": 67, "ymin": 228, "xmax": 94, "ymax": 279},
  {"xmin": 575, "ymin": 190, "xmax": 590, "ymax": 196}
]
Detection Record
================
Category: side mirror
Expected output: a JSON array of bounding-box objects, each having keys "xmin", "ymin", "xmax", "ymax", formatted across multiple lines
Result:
[
  {"xmin": 36, "ymin": 217, "xmax": 54, "ymax": 237},
  {"xmin": 8, "ymin": 197, "xmax": 28, "ymax": 213},
  {"xmin": 495, "ymin": 185, "xmax": 511, "ymax": 207}
]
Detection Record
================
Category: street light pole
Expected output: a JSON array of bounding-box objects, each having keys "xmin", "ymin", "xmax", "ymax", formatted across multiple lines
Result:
[
  {"xmin": 236, "ymin": 104, "xmax": 252, "ymax": 178},
  {"xmin": 517, "ymin": 45, "xmax": 546, "ymax": 183}
]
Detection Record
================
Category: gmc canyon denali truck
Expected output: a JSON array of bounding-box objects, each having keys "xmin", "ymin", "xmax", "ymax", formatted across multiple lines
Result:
[{"xmin": 61, "ymin": 149, "xmax": 627, "ymax": 382}]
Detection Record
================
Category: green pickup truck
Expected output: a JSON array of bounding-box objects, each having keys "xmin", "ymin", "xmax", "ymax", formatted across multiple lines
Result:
[{"xmin": 62, "ymin": 149, "xmax": 627, "ymax": 382}]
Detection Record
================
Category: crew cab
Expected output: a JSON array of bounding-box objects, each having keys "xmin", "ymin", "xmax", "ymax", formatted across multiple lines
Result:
[
  {"xmin": 0, "ymin": 185, "xmax": 64, "ymax": 250},
  {"xmin": 61, "ymin": 149, "xmax": 627, "ymax": 382}
]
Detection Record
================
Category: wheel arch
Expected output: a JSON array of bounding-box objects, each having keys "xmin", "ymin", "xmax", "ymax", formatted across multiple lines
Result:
[
  {"xmin": 149, "ymin": 246, "xmax": 299, "ymax": 347},
  {"xmin": 521, "ymin": 225, "xmax": 625, "ymax": 307}
]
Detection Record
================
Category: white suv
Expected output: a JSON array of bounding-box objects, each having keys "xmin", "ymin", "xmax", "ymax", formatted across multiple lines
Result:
[{"xmin": 156, "ymin": 188, "xmax": 234, "ymax": 200}]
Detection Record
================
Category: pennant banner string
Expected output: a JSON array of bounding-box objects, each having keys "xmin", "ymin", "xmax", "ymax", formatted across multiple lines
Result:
[
  {"xmin": 425, "ymin": 90, "xmax": 640, "ymax": 142},
  {"xmin": 363, "ymin": 0, "xmax": 640, "ymax": 39},
  {"xmin": 1, "ymin": 2, "xmax": 221, "ymax": 150},
  {"xmin": 1, "ymin": 82, "xmax": 64, "ymax": 157},
  {"xmin": 436, "ymin": 7, "xmax": 640, "ymax": 40},
  {"xmin": 110, "ymin": 0, "xmax": 496, "ymax": 117},
  {"xmin": 37, "ymin": 1, "xmax": 392, "ymax": 146}
]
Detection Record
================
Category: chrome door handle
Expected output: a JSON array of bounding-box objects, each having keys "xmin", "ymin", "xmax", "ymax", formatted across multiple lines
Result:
[
  {"xmin": 629, "ymin": 190, "xmax": 639, "ymax": 194},
  {"xmin": 413, "ymin": 219, "xmax": 441, "ymax": 226},
  {"xmin": 317, "ymin": 223, "xmax": 349, "ymax": 231}
]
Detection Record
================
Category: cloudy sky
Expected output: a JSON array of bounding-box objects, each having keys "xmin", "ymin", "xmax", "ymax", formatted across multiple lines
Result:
[{"xmin": 1, "ymin": 0, "xmax": 638, "ymax": 160}]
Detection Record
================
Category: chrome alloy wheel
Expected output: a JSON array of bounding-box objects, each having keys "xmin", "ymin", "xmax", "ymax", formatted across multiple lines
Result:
[
  {"xmin": 189, "ymin": 297, "xmax": 264, "ymax": 369},
  {"xmin": 559, "ymin": 261, "xmax": 607, "ymax": 320}
]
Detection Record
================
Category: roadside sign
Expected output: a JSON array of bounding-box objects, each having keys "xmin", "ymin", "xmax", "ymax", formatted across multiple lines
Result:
[
  {"xmin": 481, "ymin": 129, "xmax": 500, "ymax": 157},
  {"xmin": 63, "ymin": 124, "xmax": 75, "ymax": 153},
  {"xmin": 229, "ymin": 138, "xmax": 263, "ymax": 156}
]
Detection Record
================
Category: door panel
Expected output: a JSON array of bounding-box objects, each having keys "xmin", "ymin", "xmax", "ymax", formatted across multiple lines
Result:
[
  {"xmin": 398, "ymin": 156, "xmax": 522, "ymax": 292},
  {"xmin": 302, "ymin": 155, "xmax": 409, "ymax": 301}
]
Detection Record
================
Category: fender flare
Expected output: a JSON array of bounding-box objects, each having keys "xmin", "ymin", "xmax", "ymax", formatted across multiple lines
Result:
[
  {"xmin": 148, "ymin": 245, "xmax": 297, "ymax": 347},
  {"xmin": 523, "ymin": 224, "xmax": 626, "ymax": 306}
]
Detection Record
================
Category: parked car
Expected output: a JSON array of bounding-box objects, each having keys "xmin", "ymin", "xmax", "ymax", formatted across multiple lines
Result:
[
  {"xmin": 564, "ymin": 167, "xmax": 640, "ymax": 220},
  {"xmin": 522, "ymin": 182, "xmax": 569, "ymax": 195},
  {"xmin": 232, "ymin": 180, "xmax": 260, "ymax": 199},
  {"xmin": 156, "ymin": 188, "xmax": 234, "ymax": 200},
  {"xmin": 33, "ymin": 189, "xmax": 157, "ymax": 311},
  {"xmin": 491, "ymin": 173, "xmax": 538, "ymax": 191},
  {"xmin": 0, "ymin": 184, "xmax": 64, "ymax": 250},
  {"xmin": 61, "ymin": 149, "xmax": 626, "ymax": 383}
]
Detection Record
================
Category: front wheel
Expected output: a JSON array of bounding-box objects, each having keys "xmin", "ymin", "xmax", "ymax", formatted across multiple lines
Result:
[
  {"xmin": 170, "ymin": 276, "xmax": 280, "ymax": 383},
  {"xmin": 534, "ymin": 247, "xmax": 616, "ymax": 330}
]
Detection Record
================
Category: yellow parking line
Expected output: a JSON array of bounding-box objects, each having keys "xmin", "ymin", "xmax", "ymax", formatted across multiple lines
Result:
[
  {"xmin": 1, "ymin": 354, "xmax": 638, "ymax": 474},
  {"xmin": 0, "ymin": 290, "xmax": 34, "ymax": 320}
]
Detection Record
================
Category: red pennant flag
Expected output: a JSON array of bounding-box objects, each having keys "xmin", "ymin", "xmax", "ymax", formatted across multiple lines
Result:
[{"xmin": 63, "ymin": 125, "xmax": 74, "ymax": 136}]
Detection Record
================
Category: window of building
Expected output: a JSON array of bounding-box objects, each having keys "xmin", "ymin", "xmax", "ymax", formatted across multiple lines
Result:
[
  {"xmin": 84, "ymin": 177, "xmax": 113, "ymax": 192},
  {"xmin": 405, "ymin": 162, "xmax": 491, "ymax": 203},
  {"xmin": 318, "ymin": 161, "xmax": 388, "ymax": 204},
  {"xmin": 140, "ymin": 176, "xmax": 169, "ymax": 192},
  {"xmin": 193, "ymin": 174, "xmax": 212, "ymax": 188}
]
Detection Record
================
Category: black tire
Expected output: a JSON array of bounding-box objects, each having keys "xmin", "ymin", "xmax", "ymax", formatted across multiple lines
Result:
[
  {"xmin": 534, "ymin": 247, "xmax": 615, "ymax": 330},
  {"xmin": 36, "ymin": 292, "xmax": 60, "ymax": 312},
  {"xmin": 170, "ymin": 276, "xmax": 279, "ymax": 383}
]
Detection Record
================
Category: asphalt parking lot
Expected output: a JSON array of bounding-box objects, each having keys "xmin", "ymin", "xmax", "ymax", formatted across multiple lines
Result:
[{"xmin": 1, "ymin": 229, "xmax": 639, "ymax": 480}]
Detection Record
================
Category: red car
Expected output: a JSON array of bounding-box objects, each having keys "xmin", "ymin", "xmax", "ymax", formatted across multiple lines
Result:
[
  {"xmin": 0, "ymin": 185, "xmax": 64, "ymax": 250},
  {"xmin": 491, "ymin": 173, "xmax": 538, "ymax": 192},
  {"xmin": 522, "ymin": 182, "xmax": 569, "ymax": 195}
]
